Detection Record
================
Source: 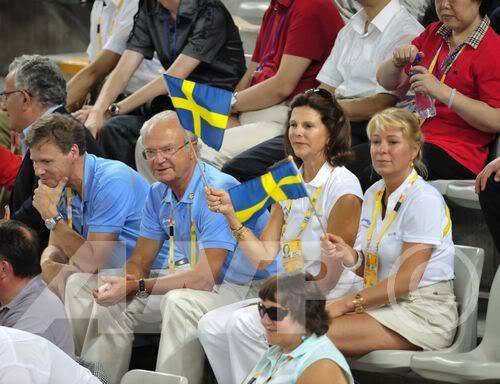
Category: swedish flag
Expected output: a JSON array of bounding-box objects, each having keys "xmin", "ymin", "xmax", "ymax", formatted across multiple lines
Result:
[
  {"xmin": 229, "ymin": 158, "xmax": 308, "ymax": 223},
  {"xmin": 164, "ymin": 74, "xmax": 232, "ymax": 150}
]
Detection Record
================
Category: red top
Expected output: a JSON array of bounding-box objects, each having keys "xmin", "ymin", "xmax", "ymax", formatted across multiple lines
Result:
[
  {"xmin": 408, "ymin": 21, "xmax": 500, "ymax": 175},
  {"xmin": 251, "ymin": 0, "xmax": 344, "ymax": 99},
  {"xmin": 0, "ymin": 145, "xmax": 21, "ymax": 190}
]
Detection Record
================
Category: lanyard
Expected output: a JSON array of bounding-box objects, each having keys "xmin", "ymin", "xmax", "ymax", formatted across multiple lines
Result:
[
  {"xmin": 63, "ymin": 179, "xmax": 85, "ymax": 230},
  {"xmin": 96, "ymin": 0, "xmax": 125, "ymax": 52},
  {"xmin": 365, "ymin": 170, "xmax": 418, "ymax": 254},
  {"xmin": 166, "ymin": 204, "xmax": 197, "ymax": 271},
  {"xmin": 427, "ymin": 41, "xmax": 466, "ymax": 83},
  {"xmin": 281, "ymin": 186, "xmax": 323, "ymax": 240},
  {"xmin": 66, "ymin": 187, "xmax": 73, "ymax": 228}
]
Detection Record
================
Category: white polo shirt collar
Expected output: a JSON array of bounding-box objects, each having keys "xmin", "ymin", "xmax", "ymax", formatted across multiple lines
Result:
[{"xmin": 350, "ymin": 0, "xmax": 402, "ymax": 35}]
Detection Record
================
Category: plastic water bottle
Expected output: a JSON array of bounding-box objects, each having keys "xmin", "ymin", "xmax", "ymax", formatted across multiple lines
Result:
[{"xmin": 412, "ymin": 53, "xmax": 436, "ymax": 119}]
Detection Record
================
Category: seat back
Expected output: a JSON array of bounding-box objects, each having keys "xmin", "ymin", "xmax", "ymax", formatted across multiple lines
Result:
[
  {"xmin": 480, "ymin": 266, "xmax": 500, "ymax": 358},
  {"xmin": 120, "ymin": 369, "xmax": 188, "ymax": 384},
  {"xmin": 447, "ymin": 245, "xmax": 484, "ymax": 352},
  {"xmin": 492, "ymin": 134, "xmax": 500, "ymax": 159}
]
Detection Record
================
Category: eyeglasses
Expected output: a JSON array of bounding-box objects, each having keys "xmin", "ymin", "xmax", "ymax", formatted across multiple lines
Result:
[
  {"xmin": 142, "ymin": 140, "xmax": 195, "ymax": 161},
  {"xmin": 257, "ymin": 302, "xmax": 289, "ymax": 322},
  {"xmin": 0, "ymin": 89, "xmax": 29, "ymax": 103},
  {"xmin": 304, "ymin": 88, "xmax": 333, "ymax": 100}
]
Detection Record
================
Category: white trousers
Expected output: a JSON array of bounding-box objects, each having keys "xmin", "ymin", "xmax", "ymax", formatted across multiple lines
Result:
[
  {"xmin": 65, "ymin": 272, "xmax": 258, "ymax": 384},
  {"xmin": 198, "ymin": 298, "xmax": 266, "ymax": 384}
]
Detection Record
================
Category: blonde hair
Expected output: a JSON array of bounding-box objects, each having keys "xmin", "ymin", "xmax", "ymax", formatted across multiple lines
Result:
[{"xmin": 366, "ymin": 108, "xmax": 427, "ymax": 178}]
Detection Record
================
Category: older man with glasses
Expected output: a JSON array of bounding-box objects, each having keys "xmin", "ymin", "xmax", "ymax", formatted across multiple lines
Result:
[{"xmin": 67, "ymin": 110, "xmax": 279, "ymax": 384}]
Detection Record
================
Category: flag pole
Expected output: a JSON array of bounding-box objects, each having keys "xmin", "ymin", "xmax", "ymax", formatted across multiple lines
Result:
[
  {"xmin": 189, "ymin": 140, "xmax": 209, "ymax": 189},
  {"xmin": 287, "ymin": 156, "xmax": 328, "ymax": 237}
]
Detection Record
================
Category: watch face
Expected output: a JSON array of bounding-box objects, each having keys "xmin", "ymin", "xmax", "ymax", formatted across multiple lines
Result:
[
  {"xmin": 44, "ymin": 215, "xmax": 62, "ymax": 230},
  {"xmin": 44, "ymin": 218, "xmax": 56, "ymax": 230}
]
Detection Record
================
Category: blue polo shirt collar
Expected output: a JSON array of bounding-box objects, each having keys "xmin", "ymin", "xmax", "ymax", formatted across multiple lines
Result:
[
  {"xmin": 82, "ymin": 153, "xmax": 97, "ymax": 204},
  {"xmin": 286, "ymin": 334, "xmax": 319, "ymax": 359},
  {"xmin": 161, "ymin": 163, "xmax": 204, "ymax": 205}
]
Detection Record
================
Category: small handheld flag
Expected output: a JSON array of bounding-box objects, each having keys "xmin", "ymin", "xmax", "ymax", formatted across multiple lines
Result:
[
  {"xmin": 229, "ymin": 157, "xmax": 308, "ymax": 223},
  {"xmin": 164, "ymin": 74, "xmax": 232, "ymax": 151}
]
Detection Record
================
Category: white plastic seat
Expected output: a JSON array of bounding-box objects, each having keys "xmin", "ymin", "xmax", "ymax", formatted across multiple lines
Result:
[
  {"xmin": 429, "ymin": 135, "xmax": 500, "ymax": 209},
  {"xmin": 410, "ymin": 266, "xmax": 500, "ymax": 383},
  {"xmin": 120, "ymin": 369, "xmax": 188, "ymax": 384},
  {"xmin": 239, "ymin": 1, "xmax": 269, "ymax": 19},
  {"xmin": 349, "ymin": 245, "xmax": 484, "ymax": 374}
]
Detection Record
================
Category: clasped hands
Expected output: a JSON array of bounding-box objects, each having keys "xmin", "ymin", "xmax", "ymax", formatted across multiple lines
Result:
[
  {"xmin": 72, "ymin": 105, "xmax": 109, "ymax": 138},
  {"xmin": 392, "ymin": 44, "xmax": 450, "ymax": 102},
  {"xmin": 93, "ymin": 274, "xmax": 138, "ymax": 306}
]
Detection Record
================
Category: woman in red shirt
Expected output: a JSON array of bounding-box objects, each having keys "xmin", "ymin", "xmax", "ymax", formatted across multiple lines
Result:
[
  {"xmin": 0, "ymin": 145, "xmax": 21, "ymax": 190},
  {"xmin": 375, "ymin": 0, "xmax": 500, "ymax": 186}
]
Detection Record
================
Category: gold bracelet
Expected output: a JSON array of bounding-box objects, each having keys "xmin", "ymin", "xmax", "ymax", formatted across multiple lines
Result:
[
  {"xmin": 231, "ymin": 225, "xmax": 247, "ymax": 241},
  {"xmin": 352, "ymin": 293, "xmax": 366, "ymax": 314}
]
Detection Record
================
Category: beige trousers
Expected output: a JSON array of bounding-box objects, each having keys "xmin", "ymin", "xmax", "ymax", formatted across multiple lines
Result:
[{"xmin": 65, "ymin": 271, "xmax": 259, "ymax": 384}]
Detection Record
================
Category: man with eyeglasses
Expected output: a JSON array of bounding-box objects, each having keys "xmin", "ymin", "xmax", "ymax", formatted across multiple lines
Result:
[
  {"xmin": 67, "ymin": 110, "xmax": 278, "ymax": 384},
  {"xmin": 2, "ymin": 55, "xmax": 102, "ymax": 248}
]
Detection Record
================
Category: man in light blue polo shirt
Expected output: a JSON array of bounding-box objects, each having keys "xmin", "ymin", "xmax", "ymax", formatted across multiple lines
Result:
[
  {"xmin": 28, "ymin": 113, "xmax": 166, "ymax": 288},
  {"xmin": 75, "ymin": 111, "xmax": 279, "ymax": 384}
]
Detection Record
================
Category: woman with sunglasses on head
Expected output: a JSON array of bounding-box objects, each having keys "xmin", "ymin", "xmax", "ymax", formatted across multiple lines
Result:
[
  {"xmin": 322, "ymin": 108, "xmax": 457, "ymax": 355},
  {"xmin": 198, "ymin": 89, "xmax": 363, "ymax": 384},
  {"xmin": 243, "ymin": 272, "xmax": 353, "ymax": 384},
  {"xmin": 367, "ymin": 0, "xmax": 500, "ymax": 191}
]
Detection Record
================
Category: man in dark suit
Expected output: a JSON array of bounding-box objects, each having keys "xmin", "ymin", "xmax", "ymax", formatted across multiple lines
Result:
[{"xmin": 2, "ymin": 55, "xmax": 101, "ymax": 248}]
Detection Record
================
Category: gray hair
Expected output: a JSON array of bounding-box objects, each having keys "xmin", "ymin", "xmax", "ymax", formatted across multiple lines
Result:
[
  {"xmin": 140, "ymin": 110, "xmax": 200, "ymax": 155},
  {"xmin": 9, "ymin": 55, "xmax": 66, "ymax": 108}
]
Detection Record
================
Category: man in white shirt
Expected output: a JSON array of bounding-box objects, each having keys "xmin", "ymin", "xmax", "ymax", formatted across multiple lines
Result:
[
  {"xmin": 66, "ymin": 0, "xmax": 163, "ymax": 111},
  {"xmin": 317, "ymin": 0, "xmax": 424, "ymax": 145},
  {"xmin": 0, "ymin": 326, "xmax": 101, "ymax": 384}
]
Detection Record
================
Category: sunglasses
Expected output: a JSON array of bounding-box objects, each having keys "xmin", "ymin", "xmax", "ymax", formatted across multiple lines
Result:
[
  {"xmin": 304, "ymin": 88, "xmax": 333, "ymax": 100},
  {"xmin": 257, "ymin": 302, "xmax": 289, "ymax": 322}
]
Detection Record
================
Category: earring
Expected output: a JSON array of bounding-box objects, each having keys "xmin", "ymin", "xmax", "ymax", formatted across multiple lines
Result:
[{"xmin": 410, "ymin": 161, "xmax": 414, "ymax": 169}]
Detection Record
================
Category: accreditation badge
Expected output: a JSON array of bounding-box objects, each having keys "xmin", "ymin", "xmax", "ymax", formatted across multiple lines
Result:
[
  {"xmin": 282, "ymin": 239, "xmax": 305, "ymax": 273},
  {"xmin": 363, "ymin": 252, "xmax": 379, "ymax": 288}
]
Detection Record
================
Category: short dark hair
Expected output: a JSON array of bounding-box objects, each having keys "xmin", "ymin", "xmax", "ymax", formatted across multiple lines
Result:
[
  {"xmin": 26, "ymin": 113, "xmax": 86, "ymax": 155},
  {"xmin": 285, "ymin": 90, "xmax": 353, "ymax": 168},
  {"xmin": 479, "ymin": 0, "xmax": 491, "ymax": 17},
  {"xmin": 0, "ymin": 220, "xmax": 41, "ymax": 277},
  {"xmin": 259, "ymin": 272, "xmax": 330, "ymax": 336}
]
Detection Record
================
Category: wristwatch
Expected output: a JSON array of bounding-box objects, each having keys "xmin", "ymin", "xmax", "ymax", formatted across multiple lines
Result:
[
  {"xmin": 136, "ymin": 278, "xmax": 150, "ymax": 299},
  {"xmin": 108, "ymin": 102, "xmax": 120, "ymax": 116},
  {"xmin": 44, "ymin": 214, "xmax": 63, "ymax": 230}
]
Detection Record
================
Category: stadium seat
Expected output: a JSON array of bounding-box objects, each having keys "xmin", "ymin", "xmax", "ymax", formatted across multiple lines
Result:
[
  {"xmin": 410, "ymin": 266, "xmax": 500, "ymax": 383},
  {"xmin": 238, "ymin": 1, "xmax": 269, "ymax": 19},
  {"xmin": 120, "ymin": 369, "xmax": 188, "ymax": 384},
  {"xmin": 349, "ymin": 245, "xmax": 484, "ymax": 375},
  {"xmin": 429, "ymin": 136, "xmax": 500, "ymax": 209},
  {"xmin": 45, "ymin": 52, "xmax": 89, "ymax": 78}
]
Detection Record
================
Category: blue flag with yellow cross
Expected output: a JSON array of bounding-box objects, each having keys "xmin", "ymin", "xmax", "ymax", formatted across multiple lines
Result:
[
  {"xmin": 164, "ymin": 74, "xmax": 232, "ymax": 151},
  {"xmin": 229, "ymin": 158, "xmax": 308, "ymax": 223}
]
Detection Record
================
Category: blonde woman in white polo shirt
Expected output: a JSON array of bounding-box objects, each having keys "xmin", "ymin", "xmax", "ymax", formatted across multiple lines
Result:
[
  {"xmin": 323, "ymin": 107, "xmax": 457, "ymax": 354},
  {"xmin": 198, "ymin": 89, "xmax": 364, "ymax": 384}
]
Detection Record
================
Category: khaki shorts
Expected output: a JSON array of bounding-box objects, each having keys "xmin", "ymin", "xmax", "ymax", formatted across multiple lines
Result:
[{"xmin": 367, "ymin": 280, "xmax": 458, "ymax": 350}]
